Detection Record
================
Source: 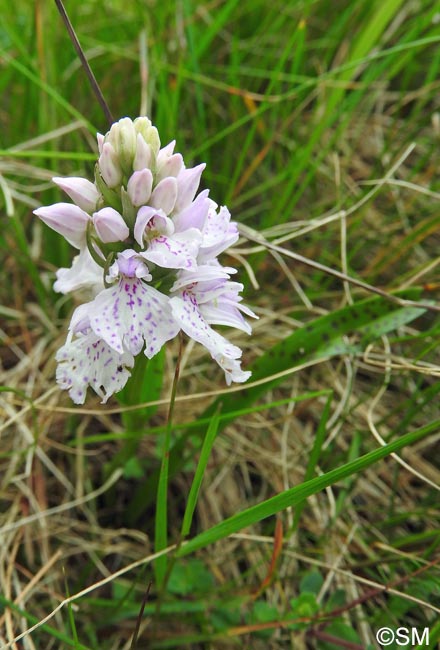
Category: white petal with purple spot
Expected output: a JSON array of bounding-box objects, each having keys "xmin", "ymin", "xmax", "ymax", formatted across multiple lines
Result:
[
  {"xmin": 212, "ymin": 353, "xmax": 251, "ymax": 386},
  {"xmin": 198, "ymin": 205, "xmax": 239, "ymax": 261},
  {"xmin": 134, "ymin": 206, "xmax": 169, "ymax": 247},
  {"xmin": 88, "ymin": 278, "xmax": 180, "ymax": 357},
  {"xmin": 56, "ymin": 330, "xmax": 134, "ymax": 404},
  {"xmin": 171, "ymin": 265, "xmax": 231, "ymax": 293},
  {"xmin": 169, "ymin": 292, "xmax": 250, "ymax": 384},
  {"xmin": 141, "ymin": 228, "xmax": 202, "ymax": 270}
]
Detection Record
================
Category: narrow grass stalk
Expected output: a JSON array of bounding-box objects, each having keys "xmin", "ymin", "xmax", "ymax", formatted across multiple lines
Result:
[
  {"xmin": 291, "ymin": 391, "xmax": 332, "ymax": 532},
  {"xmin": 153, "ymin": 408, "xmax": 221, "ymax": 621},
  {"xmin": 154, "ymin": 333, "xmax": 184, "ymax": 587},
  {"xmin": 180, "ymin": 406, "xmax": 221, "ymax": 538}
]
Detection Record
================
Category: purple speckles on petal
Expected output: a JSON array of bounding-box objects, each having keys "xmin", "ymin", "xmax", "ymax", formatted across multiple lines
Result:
[
  {"xmin": 86, "ymin": 275, "xmax": 179, "ymax": 358},
  {"xmin": 56, "ymin": 330, "xmax": 134, "ymax": 404}
]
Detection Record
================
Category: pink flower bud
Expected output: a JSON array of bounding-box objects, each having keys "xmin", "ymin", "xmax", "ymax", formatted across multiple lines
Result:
[
  {"xmin": 156, "ymin": 140, "xmax": 176, "ymax": 168},
  {"xmin": 174, "ymin": 163, "xmax": 205, "ymax": 212},
  {"xmin": 133, "ymin": 133, "xmax": 152, "ymax": 171},
  {"xmin": 93, "ymin": 207, "xmax": 129, "ymax": 243},
  {"xmin": 34, "ymin": 203, "xmax": 90, "ymax": 248},
  {"xmin": 53, "ymin": 177, "xmax": 100, "ymax": 213},
  {"xmin": 98, "ymin": 142, "xmax": 123, "ymax": 188},
  {"xmin": 97, "ymin": 133, "xmax": 104, "ymax": 155},
  {"xmin": 127, "ymin": 169, "xmax": 153, "ymax": 207},
  {"xmin": 133, "ymin": 117, "xmax": 153, "ymax": 141},
  {"xmin": 149, "ymin": 177, "xmax": 178, "ymax": 215},
  {"xmin": 156, "ymin": 153, "xmax": 184, "ymax": 183},
  {"xmin": 116, "ymin": 117, "xmax": 137, "ymax": 173}
]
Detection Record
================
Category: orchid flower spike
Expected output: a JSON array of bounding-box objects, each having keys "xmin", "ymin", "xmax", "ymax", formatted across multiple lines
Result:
[{"xmin": 34, "ymin": 116, "xmax": 257, "ymax": 403}]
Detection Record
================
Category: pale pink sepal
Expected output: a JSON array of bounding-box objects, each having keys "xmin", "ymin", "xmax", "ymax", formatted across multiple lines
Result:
[
  {"xmin": 98, "ymin": 142, "xmax": 123, "ymax": 188},
  {"xmin": 174, "ymin": 163, "xmax": 205, "ymax": 212},
  {"xmin": 149, "ymin": 177, "xmax": 178, "ymax": 214},
  {"xmin": 97, "ymin": 133, "xmax": 104, "ymax": 155},
  {"xmin": 53, "ymin": 176, "xmax": 100, "ymax": 213},
  {"xmin": 93, "ymin": 207, "xmax": 129, "ymax": 243},
  {"xmin": 156, "ymin": 153, "xmax": 184, "ymax": 183},
  {"xmin": 127, "ymin": 169, "xmax": 153, "ymax": 207},
  {"xmin": 172, "ymin": 189, "xmax": 210, "ymax": 232},
  {"xmin": 34, "ymin": 202, "xmax": 90, "ymax": 248}
]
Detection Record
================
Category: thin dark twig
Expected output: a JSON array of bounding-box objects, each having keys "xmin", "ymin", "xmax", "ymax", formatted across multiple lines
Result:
[
  {"xmin": 322, "ymin": 555, "xmax": 440, "ymax": 622},
  {"xmin": 307, "ymin": 629, "xmax": 364, "ymax": 650},
  {"xmin": 54, "ymin": 0, "xmax": 114, "ymax": 126},
  {"xmin": 130, "ymin": 581, "xmax": 153, "ymax": 650}
]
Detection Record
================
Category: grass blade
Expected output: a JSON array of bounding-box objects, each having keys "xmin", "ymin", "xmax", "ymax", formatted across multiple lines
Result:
[
  {"xmin": 181, "ymin": 407, "xmax": 221, "ymax": 538},
  {"xmin": 177, "ymin": 419, "xmax": 439, "ymax": 556},
  {"xmin": 291, "ymin": 391, "xmax": 332, "ymax": 531}
]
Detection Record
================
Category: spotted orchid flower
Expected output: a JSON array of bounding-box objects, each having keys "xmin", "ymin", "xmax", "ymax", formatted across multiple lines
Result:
[
  {"xmin": 35, "ymin": 117, "xmax": 257, "ymax": 403},
  {"xmin": 56, "ymin": 330, "xmax": 134, "ymax": 405},
  {"xmin": 170, "ymin": 266, "xmax": 257, "ymax": 385},
  {"xmin": 134, "ymin": 208, "xmax": 202, "ymax": 270},
  {"xmin": 73, "ymin": 250, "xmax": 180, "ymax": 359}
]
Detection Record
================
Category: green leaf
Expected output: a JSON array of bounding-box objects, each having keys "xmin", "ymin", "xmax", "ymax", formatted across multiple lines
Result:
[
  {"xmin": 247, "ymin": 600, "xmax": 279, "ymax": 638},
  {"xmin": 211, "ymin": 601, "xmax": 242, "ymax": 632},
  {"xmin": 319, "ymin": 621, "xmax": 363, "ymax": 649},
  {"xmin": 288, "ymin": 593, "xmax": 320, "ymax": 628},
  {"xmin": 176, "ymin": 418, "xmax": 438, "ymax": 557},
  {"xmin": 292, "ymin": 393, "xmax": 332, "ymax": 531},
  {"xmin": 168, "ymin": 559, "xmax": 215, "ymax": 596},
  {"xmin": 181, "ymin": 408, "xmax": 221, "ymax": 538},
  {"xmin": 193, "ymin": 290, "xmax": 425, "ymax": 431},
  {"xmin": 299, "ymin": 570, "xmax": 324, "ymax": 596},
  {"xmin": 123, "ymin": 456, "xmax": 144, "ymax": 480}
]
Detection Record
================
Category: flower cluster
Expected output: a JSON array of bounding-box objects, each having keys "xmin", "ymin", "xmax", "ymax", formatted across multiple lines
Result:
[{"xmin": 35, "ymin": 117, "xmax": 257, "ymax": 404}]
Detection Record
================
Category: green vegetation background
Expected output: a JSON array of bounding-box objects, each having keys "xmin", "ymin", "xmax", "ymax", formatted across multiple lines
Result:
[{"xmin": 0, "ymin": 1, "xmax": 439, "ymax": 649}]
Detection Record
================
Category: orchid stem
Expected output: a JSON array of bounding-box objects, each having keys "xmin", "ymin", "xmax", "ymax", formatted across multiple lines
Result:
[
  {"xmin": 154, "ymin": 333, "xmax": 184, "ymax": 592},
  {"xmin": 54, "ymin": 0, "xmax": 114, "ymax": 127}
]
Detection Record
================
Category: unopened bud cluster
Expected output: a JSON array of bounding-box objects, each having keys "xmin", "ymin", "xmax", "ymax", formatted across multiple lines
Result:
[{"xmin": 35, "ymin": 117, "xmax": 256, "ymax": 404}]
